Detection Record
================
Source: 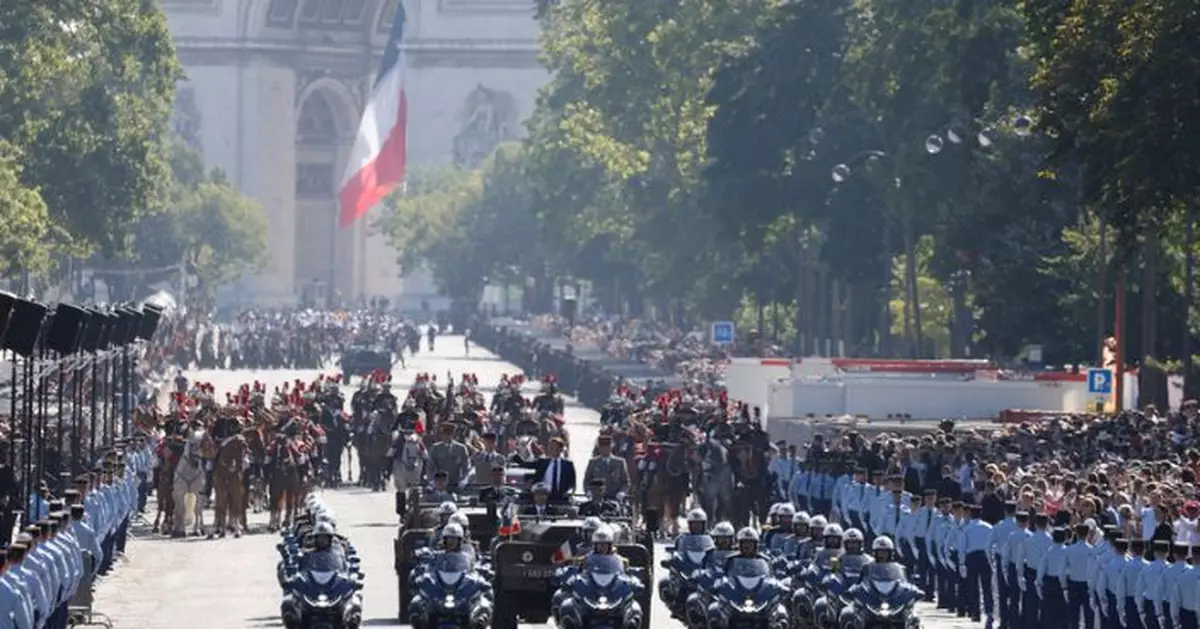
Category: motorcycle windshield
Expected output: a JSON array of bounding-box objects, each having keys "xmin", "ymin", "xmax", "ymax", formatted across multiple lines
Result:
[
  {"xmin": 302, "ymin": 551, "xmax": 347, "ymax": 574},
  {"xmin": 678, "ymin": 535, "xmax": 715, "ymax": 566},
  {"xmin": 727, "ymin": 557, "xmax": 768, "ymax": 591},
  {"xmin": 585, "ymin": 554, "xmax": 625, "ymax": 588},
  {"xmin": 433, "ymin": 551, "xmax": 470, "ymax": 585},
  {"xmin": 865, "ymin": 563, "xmax": 905, "ymax": 595}
]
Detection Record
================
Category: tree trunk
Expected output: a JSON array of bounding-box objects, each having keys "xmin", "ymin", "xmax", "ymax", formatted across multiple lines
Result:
[{"xmin": 1139, "ymin": 223, "xmax": 1168, "ymax": 409}]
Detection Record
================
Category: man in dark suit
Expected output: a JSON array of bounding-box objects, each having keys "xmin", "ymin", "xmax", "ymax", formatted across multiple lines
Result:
[{"xmin": 532, "ymin": 438, "xmax": 575, "ymax": 502}]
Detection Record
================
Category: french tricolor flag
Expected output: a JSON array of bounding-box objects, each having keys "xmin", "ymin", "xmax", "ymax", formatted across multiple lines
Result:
[{"xmin": 338, "ymin": 3, "xmax": 408, "ymax": 228}]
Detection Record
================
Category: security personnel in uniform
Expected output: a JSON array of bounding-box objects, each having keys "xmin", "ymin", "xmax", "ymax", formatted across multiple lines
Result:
[
  {"xmin": 582, "ymin": 435, "xmax": 629, "ymax": 499},
  {"xmin": 1099, "ymin": 538, "xmax": 1131, "ymax": 629},
  {"xmin": 1137, "ymin": 539, "xmax": 1170, "ymax": 629},
  {"xmin": 478, "ymin": 463, "xmax": 516, "ymax": 503},
  {"xmin": 990, "ymin": 501, "xmax": 1018, "ymax": 629},
  {"xmin": 7, "ymin": 543, "xmax": 46, "ymax": 629},
  {"xmin": 960, "ymin": 503, "xmax": 995, "ymax": 624},
  {"xmin": 1118, "ymin": 539, "xmax": 1148, "ymax": 629},
  {"xmin": 426, "ymin": 471, "xmax": 458, "ymax": 503},
  {"xmin": 1021, "ymin": 514, "xmax": 1054, "ymax": 629},
  {"xmin": 1065, "ymin": 522, "xmax": 1095, "ymax": 629},
  {"xmin": 427, "ymin": 422, "xmax": 471, "ymax": 488},
  {"xmin": 469, "ymin": 432, "xmax": 506, "ymax": 482},
  {"xmin": 1164, "ymin": 542, "xmax": 1190, "ymax": 629},
  {"xmin": 0, "ymin": 547, "xmax": 35, "ymax": 629},
  {"xmin": 1006, "ymin": 511, "xmax": 1033, "ymax": 629},
  {"xmin": 579, "ymin": 479, "xmax": 620, "ymax": 517},
  {"xmin": 1036, "ymin": 527, "xmax": 1069, "ymax": 628}
]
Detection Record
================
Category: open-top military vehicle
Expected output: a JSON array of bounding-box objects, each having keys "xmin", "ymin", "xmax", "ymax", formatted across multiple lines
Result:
[
  {"xmin": 491, "ymin": 509, "xmax": 658, "ymax": 629},
  {"xmin": 393, "ymin": 489, "xmax": 502, "ymax": 621}
]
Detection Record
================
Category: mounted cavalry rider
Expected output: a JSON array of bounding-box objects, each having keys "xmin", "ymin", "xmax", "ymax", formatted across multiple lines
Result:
[{"xmin": 533, "ymin": 375, "xmax": 564, "ymax": 415}]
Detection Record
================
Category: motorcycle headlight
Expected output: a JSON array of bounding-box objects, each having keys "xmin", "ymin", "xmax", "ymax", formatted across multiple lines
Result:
[
  {"xmin": 303, "ymin": 593, "xmax": 340, "ymax": 608},
  {"xmin": 585, "ymin": 594, "xmax": 621, "ymax": 611},
  {"xmin": 444, "ymin": 594, "xmax": 457, "ymax": 608}
]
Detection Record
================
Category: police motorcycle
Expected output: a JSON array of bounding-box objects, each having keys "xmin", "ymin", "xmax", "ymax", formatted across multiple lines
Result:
[
  {"xmin": 812, "ymin": 529, "xmax": 872, "ymax": 629},
  {"xmin": 838, "ymin": 538, "xmax": 922, "ymax": 629},
  {"xmin": 774, "ymin": 513, "xmax": 818, "ymax": 582},
  {"xmin": 553, "ymin": 526, "xmax": 646, "ymax": 629},
  {"xmin": 699, "ymin": 528, "xmax": 790, "ymax": 629},
  {"xmin": 791, "ymin": 522, "xmax": 844, "ymax": 629},
  {"xmin": 682, "ymin": 522, "xmax": 737, "ymax": 629},
  {"xmin": 659, "ymin": 509, "xmax": 715, "ymax": 618},
  {"xmin": 279, "ymin": 520, "xmax": 365, "ymax": 629},
  {"xmin": 550, "ymin": 517, "xmax": 606, "ymax": 620},
  {"xmin": 408, "ymin": 523, "xmax": 493, "ymax": 629}
]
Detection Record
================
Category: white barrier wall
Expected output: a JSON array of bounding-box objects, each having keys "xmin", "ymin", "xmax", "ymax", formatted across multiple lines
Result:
[{"xmin": 724, "ymin": 357, "xmax": 1141, "ymax": 423}]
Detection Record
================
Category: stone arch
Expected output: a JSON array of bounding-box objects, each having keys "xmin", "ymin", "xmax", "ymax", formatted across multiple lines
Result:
[
  {"xmin": 296, "ymin": 78, "xmax": 361, "ymax": 142},
  {"xmin": 254, "ymin": 0, "xmax": 383, "ymax": 35}
]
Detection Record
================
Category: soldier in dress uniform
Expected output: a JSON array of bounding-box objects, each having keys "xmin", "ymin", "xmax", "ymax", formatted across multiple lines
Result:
[
  {"xmin": 578, "ymin": 479, "xmax": 620, "ymax": 517},
  {"xmin": 426, "ymin": 422, "xmax": 471, "ymax": 488},
  {"xmin": 426, "ymin": 471, "xmax": 458, "ymax": 503},
  {"xmin": 478, "ymin": 463, "xmax": 517, "ymax": 504},
  {"xmin": 470, "ymin": 432, "xmax": 507, "ymax": 482},
  {"xmin": 583, "ymin": 435, "xmax": 630, "ymax": 500}
]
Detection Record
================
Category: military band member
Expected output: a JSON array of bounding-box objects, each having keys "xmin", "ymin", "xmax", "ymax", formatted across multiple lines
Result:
[
  {"xmin": 583, "ymin": 435, "xmax": 630, "ymax": 499},
  {"xmin": 427, "ymin": 422, "xmax": 471, "ymax": 488}
]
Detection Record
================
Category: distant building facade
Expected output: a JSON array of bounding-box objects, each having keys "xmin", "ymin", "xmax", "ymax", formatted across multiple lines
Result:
[{"xmin": 162, "ymin": 0, "xmax": 545, "ymax": 306}]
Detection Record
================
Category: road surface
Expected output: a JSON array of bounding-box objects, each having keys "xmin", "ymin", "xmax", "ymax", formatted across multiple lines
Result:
[{"xmin": 90, "ymin": 336, "xmax": 978, "ymax": 629}]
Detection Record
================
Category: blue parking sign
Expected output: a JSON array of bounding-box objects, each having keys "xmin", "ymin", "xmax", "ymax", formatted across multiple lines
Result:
[
  {"xmin": 1087, "ymin": 368, "xmax": 1113, "ymax": 394},
  {"xmin": 712, "ymin": 321, "xmax": 735, "ymax": 345}
]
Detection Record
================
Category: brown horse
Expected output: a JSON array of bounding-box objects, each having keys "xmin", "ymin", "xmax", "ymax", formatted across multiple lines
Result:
[
  {"xmin": 242, "ymin": 427, "xmax": 269, "ymax": 530},
  {"xmin": 209, "ymin": 434, "xmax": 249, "ymax": 538},
  {"xmin": 640, "ymin": 441, "xmax": 692, "ymax": 536},
  {"xmin": 268, "ymin": 444, "xmax": 304, "ymax": 531},
  {"xmin": 153, "ymin": 452, "xmax": 180, "ymax": 534}
]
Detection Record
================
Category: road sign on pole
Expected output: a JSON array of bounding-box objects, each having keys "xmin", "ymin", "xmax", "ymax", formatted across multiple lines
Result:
[
  {"xmin": 1087, "ymin": 368, "xmax": 1113, "ymax": 394},
  {"xmin": 711, "ymin": 321, "xmax": 735, "ymax": 345}
]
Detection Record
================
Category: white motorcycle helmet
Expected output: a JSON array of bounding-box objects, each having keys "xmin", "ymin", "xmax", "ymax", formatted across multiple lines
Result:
[
  {"xmin": 822, "ymin": 523, "xmax": 844, "ymax": 549},
  {"xmin": 712, "ymin": 521, "xmax": 736, "ymax": 550},
  {"xmin": 767, "ymin": 503, "xmax": 785, "ymax": 526},
  {"xmin": 442, "ymin": 522, "xmax": 466, "ymax": 551},
  {"xmin": 810, "ymin": 515, "xmax": 828, "ymax": 532},
  {"xmin": 843, "ymin": 528, "xmax": 865, "ymax": 553},
  {"xmin": 449, "ymin": 512, "xmax": 470, "ymax": 528},
  {"xmin": 686, "ymin": 508, "xmax": 708, "ymax": 535},
  {"xmin": 777, "ymin": 503, "xmax": 797, "ymax": 521},
  {"xmin": 592, "ymin": 526, "xmax": 616, "ymax": 554},
  {"xmin": 872, "ymin": 535, "xmax": 896, "ymax": 563},
  {"xmin": 437, "ymin": 501, "xmax": 458, "ymax": 525},
  {"xmin": 736, "ymin": 526, "xmax": 760, "ymax": 554},
  {"xmin": 792, "ymin": 512, "xmax": 812, "ymax": 536}
]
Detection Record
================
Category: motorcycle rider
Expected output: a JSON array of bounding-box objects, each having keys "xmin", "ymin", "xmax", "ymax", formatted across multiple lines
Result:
[
  {"xmin": 706, "ymin": 521, "xmax": 737, "ymax": 568},
  {"xmin": 783, "ymin": 512, "xmax": 816, "ymax": 559},
  {"xmin": 439, "ymin": 522, "xmax": 478, "ymax": 564},
  {"xmin": 792, "ymin": 523, "xmax": 845, "ymax": 623},
  {"xmin": 427, "ymin": 501, "xmax": 459, "ymax": 545},
  {"xmin": 813, "ymin": 528, "xmax": 872, "ymax": 628},
  {"xmin": 677, "ymin": 508, "xmax": 709, "ymax": 542},
  {"xmin": 301, "ymin": 521, "xmax": 349, "ymax": 569},
  {"xmin": 573, "ymin": 516, "xmax": 605, "ymax": 556},
  {"xmin": 724, "ymin": 527, "xmax": 768, "ymax": 571},
  {"xmin": 574, "ymin": 526, "xmax": 630, "ymax": 569},
  {"xmin": 838, "ymin": 536, "xmax": 921, "ymax": 628},
  {"xmin": 764, "ymin": 503, "xmax": 797, "ymax": 554}
]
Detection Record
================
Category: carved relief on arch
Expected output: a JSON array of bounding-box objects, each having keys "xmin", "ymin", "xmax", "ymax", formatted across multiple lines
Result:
[{"xmin": 452, "ymin": 84, "xmax": 518, "ymax": 168}]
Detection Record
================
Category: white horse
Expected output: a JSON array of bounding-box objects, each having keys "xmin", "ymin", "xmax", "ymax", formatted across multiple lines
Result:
[
  {"xmin": 390, "ymin": 432, "xmax": 426, "ymax": 492},
  {"xmin": 173, "ymin": 429, "xmax": 208, "ymax": 536}
]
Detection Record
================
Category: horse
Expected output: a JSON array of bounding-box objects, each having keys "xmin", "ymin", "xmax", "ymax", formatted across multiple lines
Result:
[
  {"xmin": 172, "ymin": 429, "xmax": 208, "ymax": 537},
  {"xmin": 639, "ymin": 442, "xmax": 690, "ymax": 536},
  {"xmin": 691, "ymin": 437, "xmax": 734, "ymax": 523},
  {"xmin": 358, "ymin": 411, "xmax": 392, "ymax": 491},
  {"xmin": 209, "ymin": 433, "xmax": 249, "ymax": 538},
  {"xmin": 152, "ymin": 450, "xmax": 180, "ymax": 534},
  {"xmin": 268, "ymin": 440, "xmax": 305, "ymax": 531},
  {"xmin": 390, "ymin": 432, "xmax": 426, "ymax": 492}
]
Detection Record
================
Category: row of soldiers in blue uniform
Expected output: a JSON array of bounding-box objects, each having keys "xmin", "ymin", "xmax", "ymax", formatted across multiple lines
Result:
[
  {"xmin": 0, "ymin": 438, "xmax": 152, "ymax": 629},
  {"xmin": 790, "ymin": 463, "xmax": 1200, "ymax": 629}
]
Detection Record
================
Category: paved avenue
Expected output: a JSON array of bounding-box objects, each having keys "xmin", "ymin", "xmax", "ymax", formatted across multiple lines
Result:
[{"xmin": 90, "ymin": 337, "xmax": 976, "ymax": 629}]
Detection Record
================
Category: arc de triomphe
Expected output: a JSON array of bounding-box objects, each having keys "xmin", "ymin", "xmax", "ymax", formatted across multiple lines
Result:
[{"xmin": 163, "ymin": 0, "xmax": 544, "ymax": 306}]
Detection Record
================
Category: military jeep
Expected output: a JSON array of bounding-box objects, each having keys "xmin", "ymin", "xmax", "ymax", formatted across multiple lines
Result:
[
  {"xmin": 491, "ymin": 513, "xmax": 657, "ymax": 629},
  {"xmin": 393, "ymin": 494, "xmax": 498, "ymax": 622}
]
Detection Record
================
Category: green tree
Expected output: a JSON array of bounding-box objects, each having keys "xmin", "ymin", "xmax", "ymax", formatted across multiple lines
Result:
[
  {"xmin": 0, "ymin": 1, "xmax": 180, "ymax": 259},
  {"xmin": 0, "ymin": 141, "xmax": 54, "ymax": 277}
]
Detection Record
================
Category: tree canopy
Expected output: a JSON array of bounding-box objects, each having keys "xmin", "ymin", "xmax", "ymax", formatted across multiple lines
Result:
[
  {"xmin": 385, "ymin": 0, "xmax": 1200, "ymax": 400},
  {"xmin": 0, "ymin": 1, "xmax": 269, "ymax": 296}
]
